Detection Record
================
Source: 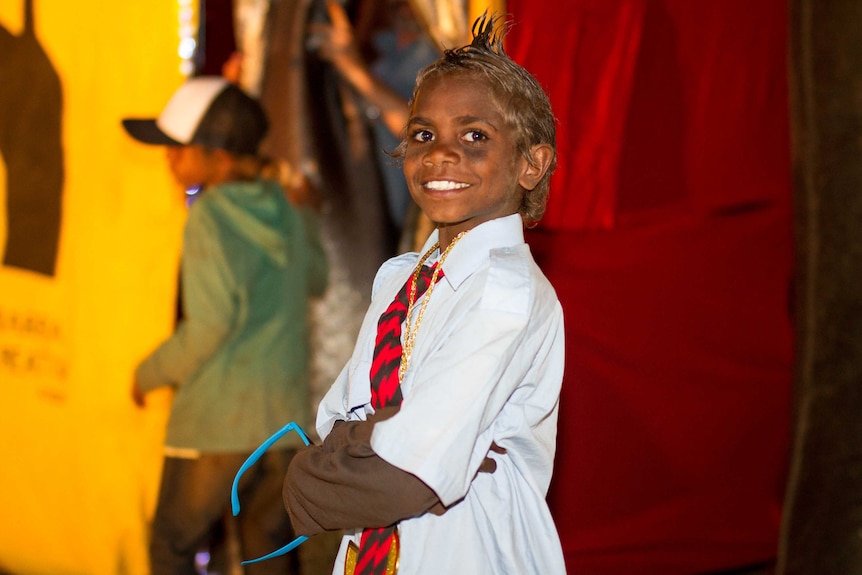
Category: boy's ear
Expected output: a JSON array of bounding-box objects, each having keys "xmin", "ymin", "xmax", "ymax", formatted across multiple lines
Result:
[
  {"xmin": 518, "ymin": 144, "xmax": 555, "ymax": 191},
  {"xmin": 212, "ymin": 148, "xmax": 234, "ymax": 164}
]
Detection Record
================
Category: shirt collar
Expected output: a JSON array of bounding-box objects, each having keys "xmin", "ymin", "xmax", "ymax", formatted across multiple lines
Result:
[{"xmin": 418, "ymin": 214, "xmax": 526, "ymax": 291}]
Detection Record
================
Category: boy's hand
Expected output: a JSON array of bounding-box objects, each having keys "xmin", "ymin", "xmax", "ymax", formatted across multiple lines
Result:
[
  {"xmin": 429, "ymin": 442, "xmax": 507, "ymax": 516},
  {"xmin": 308, "ymin": 1, "xmax": 361, "ymax": 67},
  {"xmin": 221, "ymin": 51, "xmax": 243, "ymax": 84},
  {"xmin": 477, "ymin": 442, "xmax": 507, "ymax": 474},
  {"xmin": 321, "ymin": 406, "xmax": 400, "ymax": 453},
  {"xmin": 131, "ymin": 380, "xmax": 146, "ymax": 408}
]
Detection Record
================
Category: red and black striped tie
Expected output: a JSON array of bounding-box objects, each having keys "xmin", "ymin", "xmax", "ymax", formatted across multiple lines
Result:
[{"xmin": 355, "ymin": 263, "xmax": 440, "ymax": 575}]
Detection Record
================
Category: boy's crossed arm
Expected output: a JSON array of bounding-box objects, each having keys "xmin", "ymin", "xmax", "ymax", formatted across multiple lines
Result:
[{"xmin": 283, "ymin": 407, "xmax": 500, "ymax": 536}]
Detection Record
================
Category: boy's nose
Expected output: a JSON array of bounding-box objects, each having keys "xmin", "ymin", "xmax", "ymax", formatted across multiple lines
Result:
[{"xmin": 423, "ymin": 139, "xmax": 459, "ymax": 165}]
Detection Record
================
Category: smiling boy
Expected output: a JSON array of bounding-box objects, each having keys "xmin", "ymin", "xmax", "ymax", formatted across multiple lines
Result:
[{"xmin": 283, "ymin": 14, "xmax": 565, "ymax": 574}]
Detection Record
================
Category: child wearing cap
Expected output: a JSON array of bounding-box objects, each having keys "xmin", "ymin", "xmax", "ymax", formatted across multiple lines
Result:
[
  {"xmin": 283, "ymin": 14, "xmax": 566, "ymax": 575},
  {"xmin": 124, "ymin": 77, "xmax": 328, "ymax": 574}
]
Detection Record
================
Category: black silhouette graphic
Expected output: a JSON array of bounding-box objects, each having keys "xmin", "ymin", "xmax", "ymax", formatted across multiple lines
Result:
[{"xmin": 0, "ymin": 0, "xmax": 64, "ymax": 276}]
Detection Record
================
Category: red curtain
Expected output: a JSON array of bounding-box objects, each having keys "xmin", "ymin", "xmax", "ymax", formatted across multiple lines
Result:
[{"xmin": 508, "ymin": 1, "xmax": 794, "ymax": 572}]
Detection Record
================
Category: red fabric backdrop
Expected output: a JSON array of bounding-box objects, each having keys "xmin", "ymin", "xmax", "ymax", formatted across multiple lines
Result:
[{"xmin": 507, "ymin": 1, "xmax": 794, "ymax": 573}]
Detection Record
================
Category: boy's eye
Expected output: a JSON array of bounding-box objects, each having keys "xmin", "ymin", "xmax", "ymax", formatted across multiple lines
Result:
[
  {"xmin": 462, "ymin": 130, "xmax": 488, "ymax": 143},
  {"xmin": 411, "ymin": 129, "xmax": 434, "ymax": 143}
]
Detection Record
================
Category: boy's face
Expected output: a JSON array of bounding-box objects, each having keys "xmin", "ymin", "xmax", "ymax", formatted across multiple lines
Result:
[
  {"xmin": 165, "ymin": 144, "xmax": 217, "ymax": 189},
  {"xmin": 403, "ymin": 72, "xmax": 533, "ymax": 245}
]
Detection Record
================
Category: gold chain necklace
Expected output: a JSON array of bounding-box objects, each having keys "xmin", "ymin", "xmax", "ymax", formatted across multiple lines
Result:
[{"xmin": 399, "ymin": 230, "xmax": 469, "ymax": 383}]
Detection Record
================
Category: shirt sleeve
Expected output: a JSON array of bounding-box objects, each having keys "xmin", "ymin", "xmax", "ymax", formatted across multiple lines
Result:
[{"xmin": 135, "ymin": 202, "xmax": 234, "ymax": 392}]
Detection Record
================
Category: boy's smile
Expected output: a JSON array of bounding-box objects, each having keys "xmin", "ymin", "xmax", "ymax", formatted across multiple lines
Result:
[{"xmin": 403, "ymin": 72, "xmax": 533, "ymax": 247}]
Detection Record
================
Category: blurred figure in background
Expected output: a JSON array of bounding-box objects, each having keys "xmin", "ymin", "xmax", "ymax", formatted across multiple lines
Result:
[
  {"xmin": 124, "ymin": 76, "xmax": 328, "ymax": 575},
  {"xmin": 312, "ymin": 0, "xmax": 438, "ymax": 248}
]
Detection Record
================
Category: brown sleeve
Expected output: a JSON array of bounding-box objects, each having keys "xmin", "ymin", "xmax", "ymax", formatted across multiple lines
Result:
[
  {"xmin": 318, "ymin": 406, "xmax": 398, "ymax": 453},
  {"xmin": 283, "ymin": 412, "xmax": 442, "ymax": 536}
]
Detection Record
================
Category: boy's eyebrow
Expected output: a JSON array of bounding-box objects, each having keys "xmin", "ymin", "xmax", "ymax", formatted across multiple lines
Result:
[
  {"xmin": 406, "ymin": 116, "xmax": 432, "ymax": 128},
  {"xmin": 406, "ymin": 114, "xmax": 500, "ymax": 131},
  {"xmin": 456, "ymin": 115, "xmax": 500, "ymax": 130}
]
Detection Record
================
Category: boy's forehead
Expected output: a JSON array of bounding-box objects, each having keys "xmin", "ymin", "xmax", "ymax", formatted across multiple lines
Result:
[{"xmin": 414, "ymin": 71, "xmax": 503, "ymax": 111}]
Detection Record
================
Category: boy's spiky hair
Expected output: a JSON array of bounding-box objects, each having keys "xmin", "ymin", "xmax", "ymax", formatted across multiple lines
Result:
[{"xmin": 402, "ymin": 12, "xmax": 557, "ymax": 224}]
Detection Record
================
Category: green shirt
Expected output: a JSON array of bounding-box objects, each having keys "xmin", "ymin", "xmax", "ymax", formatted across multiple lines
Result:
[{"xmin": 136, "ymin": 179, "xmax": 328, "ymax": 452}]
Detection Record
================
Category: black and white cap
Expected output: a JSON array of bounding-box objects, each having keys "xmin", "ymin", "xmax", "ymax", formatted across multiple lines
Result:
[{"xmin": 122, "ymin": 76, "xmax": 268, "ymax": 156}]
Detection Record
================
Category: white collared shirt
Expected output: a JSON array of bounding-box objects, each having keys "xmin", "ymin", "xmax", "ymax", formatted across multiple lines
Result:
[{"xmin": 317, "ymin": 214, "xmax": 566, "ymax": 574}]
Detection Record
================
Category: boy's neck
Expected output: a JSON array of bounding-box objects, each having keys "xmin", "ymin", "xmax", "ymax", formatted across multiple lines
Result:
[
  {"xmin": 436, "ymin": 213, "xmax": 521, "ymax": 247},
  {"xmin": 206, "ymin": 151, "xmax": 262, "ymax": 186}
]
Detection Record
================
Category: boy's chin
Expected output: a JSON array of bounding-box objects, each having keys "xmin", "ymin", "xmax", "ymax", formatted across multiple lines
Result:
[{"xmin": 173, "ymin": 178, "xmax": 204, "ymax": 190}]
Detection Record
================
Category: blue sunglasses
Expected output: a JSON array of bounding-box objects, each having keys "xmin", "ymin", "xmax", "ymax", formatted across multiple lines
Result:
[{"xmin": 230, "ymin": 421, "xmax": 311, "ymax": 565}]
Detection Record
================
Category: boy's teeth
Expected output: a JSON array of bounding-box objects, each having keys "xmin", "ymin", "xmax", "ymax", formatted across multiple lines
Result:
[{"xmin": 425, "ymin": 181, "xmax": 469, "ymax": 191}]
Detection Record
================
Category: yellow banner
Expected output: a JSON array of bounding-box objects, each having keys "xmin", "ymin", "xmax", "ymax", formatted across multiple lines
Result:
[{"xmin": 0, "ymin": 1, "xmax": 191, "ymax": 573}]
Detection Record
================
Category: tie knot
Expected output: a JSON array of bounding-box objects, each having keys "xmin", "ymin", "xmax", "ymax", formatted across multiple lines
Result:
[
  {"xmin": 420, "ymin": 262, "xmax": 437, "ymax": 278},
  {"xmin": 415, "ymin": 262, "xmax": 440, "ymax": 294}
]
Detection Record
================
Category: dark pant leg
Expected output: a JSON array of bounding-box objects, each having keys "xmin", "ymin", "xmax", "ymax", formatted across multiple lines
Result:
[
  {"xmin": 150, "ymin": 454, "xmax": 248, "ymax": 575},
  {"xmin": 150, "ymin": 451, "xmax": 300, "ymax": 575}
]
